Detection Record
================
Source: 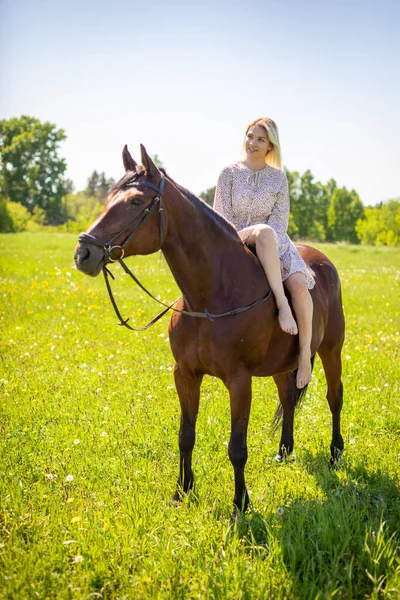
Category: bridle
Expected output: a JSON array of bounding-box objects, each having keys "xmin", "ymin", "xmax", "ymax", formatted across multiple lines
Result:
[
  {"xmin": 78, "ymin": 172, "xmax": 272, "ymax": 331},
  {"xmin": 79, "ymin": 173, "xmax": 166, "ymax": 264}
]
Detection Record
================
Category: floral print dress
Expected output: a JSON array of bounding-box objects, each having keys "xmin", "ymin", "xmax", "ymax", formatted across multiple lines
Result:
[{"xmin": 213, "ymin": 161, "xmax": 315, "ymax": 289}]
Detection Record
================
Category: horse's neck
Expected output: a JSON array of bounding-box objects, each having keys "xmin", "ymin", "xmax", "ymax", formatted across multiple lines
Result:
[{"xmin": 161, "ymin": 187, "xmax": 266, "ymax": 311}]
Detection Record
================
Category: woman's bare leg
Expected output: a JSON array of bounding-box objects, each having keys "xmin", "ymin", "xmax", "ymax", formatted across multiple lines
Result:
[
  {"xmin": 284, "ymin": 273, "xmax": 313, "ymax": 388},
  {"xmin": 241, "ymin": 226, "xmax": 297, "ymax": 335}
]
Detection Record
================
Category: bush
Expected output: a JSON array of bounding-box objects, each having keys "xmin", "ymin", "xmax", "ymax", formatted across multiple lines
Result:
[
  {"xmin": 356, "ymin": 200, "xmax": 400, "ymax": 247},
  {"xmin": 0, "ymin": 198, "xmax": 14, "ymax": 232},
  {"xmin": 5, "ymin": 201, "xmax": 31, "ymax": 232}
]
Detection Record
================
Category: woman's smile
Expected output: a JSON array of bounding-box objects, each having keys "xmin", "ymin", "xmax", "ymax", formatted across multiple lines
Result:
[{"xmin": 245, "ymin": 125, "xmax": 272, "ymax": 160}]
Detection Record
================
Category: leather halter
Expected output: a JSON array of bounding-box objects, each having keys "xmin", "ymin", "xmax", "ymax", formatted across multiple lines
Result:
[{"xmin": 78, "ymin": 172, "xmax": 271, "ymax": 331}]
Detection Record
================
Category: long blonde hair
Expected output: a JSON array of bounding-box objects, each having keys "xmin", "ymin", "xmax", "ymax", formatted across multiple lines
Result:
[{"xmin": 243, "ymin": 117, "xmax": 283, "ymax": 170}]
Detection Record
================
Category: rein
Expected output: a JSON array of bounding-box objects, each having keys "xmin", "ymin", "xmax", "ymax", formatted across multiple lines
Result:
[{"xmin": 78, "ymin": 173, "xmax": 272, "ymax": 331}]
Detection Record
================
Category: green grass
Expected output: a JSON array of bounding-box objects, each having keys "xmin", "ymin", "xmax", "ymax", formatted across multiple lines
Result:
[{"xmin": 1, "ymin": 233, "xmax": 400, "ymax": 599}]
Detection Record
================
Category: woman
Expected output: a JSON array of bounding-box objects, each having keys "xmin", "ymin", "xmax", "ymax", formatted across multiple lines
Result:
[{"xmin": 213, "ymin": 117, "xmax": 315, "ymax": 389}]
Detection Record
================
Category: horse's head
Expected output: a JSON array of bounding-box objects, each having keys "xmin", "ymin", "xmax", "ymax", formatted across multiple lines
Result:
[{"xmin": 74, "ymin": 145, "xmax": 165, "ymax": 276}]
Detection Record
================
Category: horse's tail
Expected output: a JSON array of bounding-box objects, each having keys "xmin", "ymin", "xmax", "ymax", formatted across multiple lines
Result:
[{"xmin": 271, "ymin": 355, "xmax": 316, "ymax": 432}]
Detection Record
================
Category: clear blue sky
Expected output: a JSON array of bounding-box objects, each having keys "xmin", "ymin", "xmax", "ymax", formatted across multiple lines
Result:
[{"xmin": 1, "ymin": 0, "xmax": 399, "ymax": 205}]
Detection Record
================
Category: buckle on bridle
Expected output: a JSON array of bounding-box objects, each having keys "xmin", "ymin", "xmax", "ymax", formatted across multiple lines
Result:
[{"xmin": 107, "ymin": 245, "xmax": 125, "ymax": 262}]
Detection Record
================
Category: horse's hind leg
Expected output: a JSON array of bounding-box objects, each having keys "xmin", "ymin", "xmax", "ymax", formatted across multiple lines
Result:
[
  {"xmin": 172, "ymin": 364, "xmax": 203, "ymax": 503},
  {"xmin": 273, "ymin": 372, "xmax": 302, "ymax": 461},
  {"xmin": 318, "ymin": 342, "xmax": 344, "ymax": 465}
]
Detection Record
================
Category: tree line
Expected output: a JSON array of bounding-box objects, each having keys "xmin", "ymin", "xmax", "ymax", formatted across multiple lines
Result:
[{"xmin": 1, "ymin": 116, "xmax": 399, "ymax": 246}]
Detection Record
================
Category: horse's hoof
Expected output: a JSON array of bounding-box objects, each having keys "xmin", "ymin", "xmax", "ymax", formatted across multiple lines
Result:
[
  {"xmin": 275, "ymin": 453, "xmax": 285, "ymax": 463},
  {"xmin": 329, "ymin": 448, "xmax": 344, "ymax": 470},
  {"xmin": 170, "ymin": 491, "xmax": 182, "ymax": 507},
  {"xmin": 230, "ymin": 505, "xmax": 247, "ymax": 523}
]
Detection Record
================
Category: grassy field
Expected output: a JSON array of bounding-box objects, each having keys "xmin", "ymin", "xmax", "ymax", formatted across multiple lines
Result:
[{"xmin": 1, "ymin": 232, "xmax": 399, "ymax": 599}]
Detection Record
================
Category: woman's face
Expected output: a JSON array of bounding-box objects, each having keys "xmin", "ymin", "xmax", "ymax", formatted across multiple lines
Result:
[{"xmin": 245, "ymin": 125, "xmax": 272, "ymax": 159}]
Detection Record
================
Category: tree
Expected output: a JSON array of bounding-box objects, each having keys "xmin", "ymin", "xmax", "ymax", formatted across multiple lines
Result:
[
  {"xmin": 151, "ymin": 154, "xmax": 165, "ymax": 170},
  {"xmin": 85, "ymin": 171, "xmax": 115, "ymax": 204},
  {"xmin": 0, "ymin": 197, "xmax": 13, "ymax": 232},
  {"xmin": 328, "ymin": 187, "xmax": 364, "ymax": 243},
  {"xmin": 320, "ymin": 178, "xmax": 337, "ymax": 241},
  {"xmin": 0, "ymin": 116, "xmax": 67, "ymax": 224},
  {"xmin": 199, "ymin": 186, "xmax": 216, "ymax": 207},
  {"xmin": 288, "ymin": 169, "xmax": 329, "ymax": 241},
  {"xmin": 356, "ymin": 199, "xmax": 400, "ymax": 246},
  {"xmin": 62, "ymin": 191, "xmax": 104, "ymax": 232},
  {"xmin": 63, "ymin": 178, "xmax": 75, "ymax": 194}
]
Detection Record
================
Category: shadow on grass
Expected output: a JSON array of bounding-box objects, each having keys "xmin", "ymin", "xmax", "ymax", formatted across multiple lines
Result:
[{"xmin": 236, "ymin": 452, "xmax": 400, "ymax": 599}]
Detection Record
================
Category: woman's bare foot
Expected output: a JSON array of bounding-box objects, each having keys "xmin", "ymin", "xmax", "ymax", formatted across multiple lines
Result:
[
  {"xmin": 296, "ymin": 353, "xmax": 312, "ymax": 389},
  {"xmin": 277, "ymin": 300, "xmax": 298, "ymax": 335}
]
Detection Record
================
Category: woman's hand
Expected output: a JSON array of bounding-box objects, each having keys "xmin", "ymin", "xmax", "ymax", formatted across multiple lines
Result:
[{"xmin": 238, "ymin": 228, "xmax": 252, "ymax": 243}]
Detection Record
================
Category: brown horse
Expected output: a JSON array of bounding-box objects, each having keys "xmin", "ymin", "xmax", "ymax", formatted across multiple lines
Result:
[{"xmin": 74, "ymin": 145, "xmax": 345, "ymax": 513}]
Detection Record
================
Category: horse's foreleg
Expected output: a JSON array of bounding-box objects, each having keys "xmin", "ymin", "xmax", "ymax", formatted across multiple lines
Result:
[
  {"xmin": 172, "ymin": 364, "xmax": 203, "ymax": 503},
  {"xmin": 226, "ymin": 371, "xmax": 252, "ymax": 513},
  {"xmin": 318, "ymin": 344, "xmax": 344, "ymax": 465},
  {"xmin": 272, "ymin": 372, "xmax": 299, "ymax": 461}
]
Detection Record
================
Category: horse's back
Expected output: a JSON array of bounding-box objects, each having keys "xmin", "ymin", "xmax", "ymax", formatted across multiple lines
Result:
[
  {"xmin": 169, "ymin": 243, "xmax": 344, "ymax": 377},
  {"xmin": 297, "ymin": 244, "xmax": 342, "ymax": 296}
]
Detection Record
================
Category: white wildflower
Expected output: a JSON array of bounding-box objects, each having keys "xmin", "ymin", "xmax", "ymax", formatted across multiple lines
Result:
[{"xmin": 72, "ymin": 555, "xmax": 83, "ymax": 563}]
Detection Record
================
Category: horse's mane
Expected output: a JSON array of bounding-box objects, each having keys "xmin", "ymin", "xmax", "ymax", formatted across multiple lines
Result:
[
  {"xmin": 109, "ymin": 166, "xmax": 241, "ymax": 244},
  {"xmin": 159, "ymin": 168, "xmax": 241, "ymax": 243}
]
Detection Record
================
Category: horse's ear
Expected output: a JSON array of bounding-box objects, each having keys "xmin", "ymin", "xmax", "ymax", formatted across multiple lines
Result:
[
  {"xmin": 140, "ymin": 144, "xmax": 159, "ymax": 176},
  {"xmin": 122, "ymin": 145, "xmax": 137, "ymax": 171}
]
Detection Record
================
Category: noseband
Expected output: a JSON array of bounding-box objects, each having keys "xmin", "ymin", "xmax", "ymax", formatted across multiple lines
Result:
[{"xmin": 78, "ymin": 172, "xmax": 271, "ymax": 331}]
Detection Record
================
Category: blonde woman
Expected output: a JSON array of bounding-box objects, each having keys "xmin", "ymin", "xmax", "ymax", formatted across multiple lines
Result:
[{"xmin": 213, "ymin": 117, "xmax": 315, "ymax": 388}]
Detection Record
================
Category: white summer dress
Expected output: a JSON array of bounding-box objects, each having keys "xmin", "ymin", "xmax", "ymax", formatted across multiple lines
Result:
[{"xmin": 213, "ymin": 161, "xmax": 315, "ymax": 289}]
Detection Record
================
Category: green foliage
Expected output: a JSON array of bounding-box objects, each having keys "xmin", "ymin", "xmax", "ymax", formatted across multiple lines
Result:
[
  {"xmin": 4, "ymin": 201, "xmax": 31, "ymax": 232},
  {"xmin": 288, "ymin": 170, "xmax": 331, "ymax": 242},
  {"xmin": 85, "ymin": 170, "xmax": 115, "ymax": 203},
  {"xmin": 200, "ymin": 186, "xmax": 216, "ymax": 207},
  {"xmin": 0, "ymin": 200, "xmax": 47, "ymax": 233},
  {"xmin": 0, "ymin": 116, "xmax": 67, "ymax": 224},
  {"xmin": 0, "ymin": 197, "xmax": 14, "ymax": 232},
  {"xmin": 201, "ymin": 170, "xmax": 346, "ymax": 243},
  {"xmin": 327, "ymin": 188, "xmax": 364, "ymax": 243},
  {"xmin": 1, "ymin": 235, "xmax": 400, "ymax": 598},
  {"xmin": 356, "ymin": 199, "xmax": 400, "ymax": 247},
  {"xmin": 151, "ymin": 154, "xmax": 166, "ymax": 170},
  {"xmin": 61, "ymin": 192, "xmax": 104, "ymax": 232},
  {"xmin": 287, "ymin": 212, "xmax": 299, "ymax": 238},
  {"xmin": 31, "ymin": 204, "xmax": 47, "ymax": 226}
]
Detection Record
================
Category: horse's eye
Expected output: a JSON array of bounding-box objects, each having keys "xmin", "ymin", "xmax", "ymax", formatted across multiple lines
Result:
[{"xmin": 130, "ymin": 197, "xmax": 143, "ymax": 206}]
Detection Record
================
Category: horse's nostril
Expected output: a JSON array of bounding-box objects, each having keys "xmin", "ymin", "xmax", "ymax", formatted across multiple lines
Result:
[{"xmin": 81, "ymin": 247, "xmax": 91, "ymax": 262}]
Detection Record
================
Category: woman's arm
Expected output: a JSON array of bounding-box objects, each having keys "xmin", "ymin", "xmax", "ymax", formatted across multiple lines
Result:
[
  {"xmin": 213, "ymin": 166, "xmax": 233, "ymax": 223},
  {"xmin": 267, "ymin": 172, "xmax": 290, "ymax": 258}
]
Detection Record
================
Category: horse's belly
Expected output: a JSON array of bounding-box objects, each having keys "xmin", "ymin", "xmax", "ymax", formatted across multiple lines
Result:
[{"xmin": 195, "ymin": 320, "xmax": 293, "ymax": 379}]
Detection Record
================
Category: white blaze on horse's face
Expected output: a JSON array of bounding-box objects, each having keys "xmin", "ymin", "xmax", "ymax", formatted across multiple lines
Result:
[
  {"xmin": 245, "ymin": 125, "xmax": 272, "ymax": 159},
  {"xmin": 109, "ymin": 188, "xmax": 145, "ymax": 210}
]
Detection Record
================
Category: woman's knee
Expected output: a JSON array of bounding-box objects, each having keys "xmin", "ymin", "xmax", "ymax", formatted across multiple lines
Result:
[
  {"xmin": 285, "ymin": 273, "xmax": 309, "ymax": 298},
  {"xmin": 254, "ymin": 225, "xmax": 276, "ymax": 246}
]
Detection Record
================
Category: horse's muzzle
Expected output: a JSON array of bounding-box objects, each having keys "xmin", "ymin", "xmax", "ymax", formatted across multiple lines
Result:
[{"xmin": 74, "ymin": 241, "xmax": 104, "ymax": 277}]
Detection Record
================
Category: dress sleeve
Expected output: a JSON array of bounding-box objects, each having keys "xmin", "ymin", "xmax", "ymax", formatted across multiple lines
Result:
[
  {"xmin": 267, "ymin": 172, "xmax": 290, "ymax": 258},
  {"xmin": 213, "ymin": 166, "xmax": 233, "ymax": 223}
]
